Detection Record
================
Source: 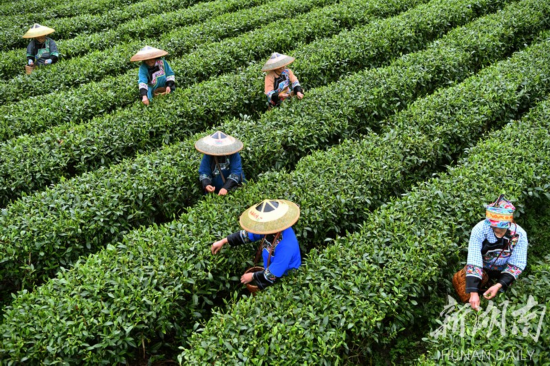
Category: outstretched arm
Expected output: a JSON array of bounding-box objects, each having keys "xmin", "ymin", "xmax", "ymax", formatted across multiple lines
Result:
[
  {"xmin": 212, "ymin": 230, "xmax": 261, "ymax": 254},
  {"xmin": 288, "ymin": 69, "xmax": 303, "ymax": 98},
  {"xmin": 138, "ymin": 64, "xmax": 150, "ymax": 103}
]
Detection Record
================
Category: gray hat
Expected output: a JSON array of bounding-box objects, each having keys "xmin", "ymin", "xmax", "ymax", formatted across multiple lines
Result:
[
  {"xmin": 261, "ymin": 52, "xmax": 295, "ymax": 72},
  {"xmin": 195, "ymin": 131, "xmax": 243, "ymax": 156}
]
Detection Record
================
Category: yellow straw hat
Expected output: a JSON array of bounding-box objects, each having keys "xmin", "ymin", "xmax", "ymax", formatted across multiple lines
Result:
[
  {"xmin": 261, "ymin": 52, "xmax": 295, "ymax": 72},
  {"xmin": 22, "ymin": 24, "xmax": 55, "ymax": 38},
  {"xmin": 130, "ymin": 46, "xmax": 169, "ymax": 62},
  {"xmin": 195, "ymin": 131, "xmax": 243, "ymax": 156},
  {"xmin": 240, "ymin": 199, "xmax": 300, "ymax": 234}
]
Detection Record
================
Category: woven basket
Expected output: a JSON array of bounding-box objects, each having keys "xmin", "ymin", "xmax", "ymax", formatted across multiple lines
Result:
[
  {"xmin": 25, "ymin": 65, "xmax": 34, "ymax": 75},
  {"xmin": 244, "ymin": 266, "xmax": 264, "ymax": 295},
  {"xmin": 153, "ymin": 87, "xmax": 168, "ymax": 96},
  {"xmin": 452, "ymin": 266, "xmax": 489, "ymax": 303}
]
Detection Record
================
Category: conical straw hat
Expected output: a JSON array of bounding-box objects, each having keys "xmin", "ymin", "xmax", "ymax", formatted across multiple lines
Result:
[
  {"xmin": 22, "ymin": 24, "xmax": 55, "ymax": 38},
  {"xmin": 240, "ymin": 199, "xmax": 300, "ymax": 234},
  {"xmin": 261, "ymin": 52, "xmax": 295, "ymax": 72},
  {"xmin": 195, "ymin": 131, "xmax": 243, "ymax": 156},
  {"xmin": 130, "ymin": 46, "xmax": 169, "ymax": 62}
]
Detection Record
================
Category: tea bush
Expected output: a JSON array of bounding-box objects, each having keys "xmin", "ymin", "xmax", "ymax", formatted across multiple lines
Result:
[
  {"xmin": 0, "ymin": 0, "xmax": 177, "ymax": 50},
  {"xmin": 2, "ymin": 27, "xmax": 550, "ymax": 366},
  {"xmin": 0, "ymin": 0, "xmax": 518, "ymax": 204},
  {"xmin": 1, "ymin": 0, "xmax": 547, "ymax": 298},
  {"xmin": 180, "ymin": 89, "xmax": 550, "ymax": 366},
  {"xmin": 0, "ymin": 0, "xmax": 427, "ymax": 139}
]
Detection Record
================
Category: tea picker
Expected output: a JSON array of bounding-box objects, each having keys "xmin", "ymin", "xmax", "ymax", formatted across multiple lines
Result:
[
  {"xmin": 263, "ymin": 52, "xmax": 304, "ymax": 108},
  {"xmin": 453, "ymin": 194, "xmax": 528, "ymax": 311},
  {"xmin": 23, "ymin": 24, "xmax": 59, "ymax": 74},
  {"xmin": 211, "ymin": 199, "xmax": 302, "ymax": 293},
  {"xmin": 196, "ymin": 131, "xmax": 245, "ymax": 196},
  {"xmin": 130, "ymin": 46, "xmax": 176, "ymax": 106}
]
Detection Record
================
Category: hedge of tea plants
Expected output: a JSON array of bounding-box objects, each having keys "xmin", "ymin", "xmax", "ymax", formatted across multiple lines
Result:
[
  {"xmin": 0, "ymin": 0, "xmax": 434, "ymax": 140},
  {"xmin": 0, "ymin": 0, "xmax": 145, "ymax": 22},
  {"xmin": 0, "ymin": 0, "xmax": 340, "ymax": 104},
  {"xmin": 418, "ymin": 252, "xmax": 550, "ymax": 365},
  {"xmin": 2, "ymin": 27, "xmax": 550, "ymax": 365},
  {"xmin": 179, "ymin": 89, "xmax": 550, "ymax": 365},
  {"xmin": 0, "ymin": 0, "xmax": 272, "ymax": 78},
  {"xmin": 0, "ymin": 0, "xmax": 517, "ymax": 205},
  {"xmin": 0, "ymin": 0, "xmax": 170, "ymax": 50},
  {"xmin": 0, "ymin": 0, "xmax": 408, "ymax": 124},
  {"xmin": 1, "ymin": 0, "xmax": 547, "ymax": 299}
]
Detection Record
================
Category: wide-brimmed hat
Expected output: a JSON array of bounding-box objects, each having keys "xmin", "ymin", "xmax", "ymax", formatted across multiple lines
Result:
[
  {"xmin": 22, "ymin": 24, "xmax": 55, "ymax": 38},
  {"xmin": 240, "ymin": 199, "xmax": 300, "ymax": 234},
  {"xmin": 130, "ymin": 46, "xmax": 169, "ymax": 62},
  {"xmin": 485, "ymin": 194, "xmax": 515, "ymax": 228},
  {"xmin": 195, "ymin": 131, "xmax": 243, "ymax": 156},
  {"xmin": 261, "ymin": 52, "xmax": 295, "ymax": 72}
]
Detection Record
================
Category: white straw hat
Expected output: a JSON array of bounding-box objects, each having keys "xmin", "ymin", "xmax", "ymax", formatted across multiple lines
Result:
[
  {"xmin": 261, "ymin": 52, "xmax": 295, "ymax": 72},
  {"xmin": 130, "ymin": 46, "xmax": 169, "ymax": 62},
  {"xmin": 194, "ymin": 131, "xmax": 243, "ymax": 156}
]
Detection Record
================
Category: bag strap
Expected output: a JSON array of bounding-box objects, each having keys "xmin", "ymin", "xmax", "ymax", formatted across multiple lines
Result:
[
  {"xmin": 213, "ymin": 156, "xmax": 226, "ymax": 184},
  {"xmin": 254, "ymin": 232, "xmax": 281, "ymax": 268},
  {"xmin": 488, "ymin": 223, "xmax": 518, "ymax": 271}
]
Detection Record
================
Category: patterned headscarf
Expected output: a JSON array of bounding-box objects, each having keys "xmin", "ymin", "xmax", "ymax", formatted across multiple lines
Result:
[{"xmin": 485, "ymin": 194, "xmax": 515, "ymax": 228}]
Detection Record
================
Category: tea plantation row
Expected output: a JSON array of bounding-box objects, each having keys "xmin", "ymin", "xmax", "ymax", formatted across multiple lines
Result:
[
  {"xmin": 1, "ymin": 0, "xmax": 547, "ymax": 300},
  {"xmin": 0, "ymin": 0, "xmax": 271, "ymax": 77},
  {"xmin": 0, "ymin": 0, "xmax": 515, "ymax": 205},
  {"xmin": 1, "ymin": 26, "xmax": 549, "ymax": 366},
  {"xmin": 0, "ymin": 0, "xmax": 143, "ymax": 19},
  {"xmin": 0, "ymin": 0, "xmax": 169, "ymax": 49},
  {"xmin": 180, "ymin": 86, "xmax": 550, "ymax": 365}
]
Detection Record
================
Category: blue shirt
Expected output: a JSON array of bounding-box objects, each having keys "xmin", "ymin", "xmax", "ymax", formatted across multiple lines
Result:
[
  {"xmin": 138, "ymin": 58, "xmax": 175, "ymax": 98},
  {"xmin": 248, "ymin": 227, "xmax": 301, "ymax": 277},
  {"xmin": 198, "ymin": 153, "xmax": 244, "ymax": 192}
]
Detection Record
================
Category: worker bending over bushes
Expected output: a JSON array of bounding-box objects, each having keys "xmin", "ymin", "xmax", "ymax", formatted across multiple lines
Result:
[
  {"xmin": 23, "ymin": 24, "xmax": 59, "ymax": 73},
  {"xmin": 453, "ymin": 195, "xmax": 528, "ymax": 310},
  {"xmin": 130, "ymin": 46, "xmax": 176, "ymax": 106},
  {"xmin": 263, "ymin": 52, "xmax": 304, "ymax": 108},
  {"xmin": 211, "ymin": 199, "xmax": 302, "ymax": 293},
  {"xmin": 196, "ymin": 131, "xmax": 245, "ymax": 196}
]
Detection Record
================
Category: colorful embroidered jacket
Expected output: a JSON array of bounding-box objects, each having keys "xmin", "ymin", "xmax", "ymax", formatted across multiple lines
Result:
[
  {"xmin": 465, "ymin": 220, "xmax": 528, "ymax": 293},
  {"xmin": 138, "ymin": 58, "xmax": 175, "ymax": 100},
  {"xmin": 26, "ymin": 38, "xmax": 59, "ymax": 66},
  {"xmin": 264, "ymin": 68, "xmax": 303, "ymax": 107},
  {"xmin": 198, "ymin": 153, "xmax": 244, "ymax": 193},
  {"xmin": 227, "ymin": 227, "xmax": 302, "ymax": 289}
]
